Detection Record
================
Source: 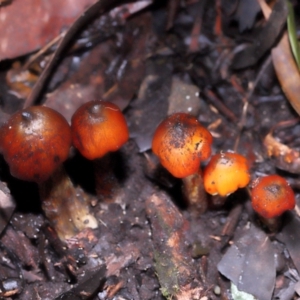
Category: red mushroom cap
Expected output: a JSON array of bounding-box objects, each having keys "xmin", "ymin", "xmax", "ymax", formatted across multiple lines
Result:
[
  {"xmin": 203, "ymin": 152, "xmax": 250, "ymax": 196},
  {"xmin": 0, "ymin": 106, "xmax": 71, "ymax": 183},
  {"xmin": 152, "ymin": 113, "xmax": 213, "ymax": 178},
  {"xmin": 71, "ymin": 100, "xmax": 129, "ymax": 160},
  {"xmin": 251, "ymin": 175, "xmax": 295, "ymax": 219}
]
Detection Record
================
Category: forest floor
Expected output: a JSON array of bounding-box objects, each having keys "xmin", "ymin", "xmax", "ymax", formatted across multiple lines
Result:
[{"xmin": 0, "ymin": 0, "xmax": 300, "ymax": 299}]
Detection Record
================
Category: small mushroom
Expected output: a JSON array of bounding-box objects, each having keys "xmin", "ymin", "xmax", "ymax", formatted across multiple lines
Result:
[
  {"xmin": 152, "ymin": 113, "xmax": 213, "ymax": 213},
  {"xmin": 0, "ymin": 106, "xmax": 97, "ymax": 240},
  {"xmin": 71, "ymin": 100, "xmax": 129, "ymax": 202},
  {"xmin": 203, "ymin": 152, "xmax": 250, "ymax": 206},
  {"xmin": 251, "ymin": 175, "xmax": 295, "ymax": 231}
]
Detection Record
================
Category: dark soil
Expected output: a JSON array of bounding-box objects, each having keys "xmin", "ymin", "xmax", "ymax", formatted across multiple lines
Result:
[{"xmin": 0, "ymin": 0, "xmax": 300, "ymax": 299}]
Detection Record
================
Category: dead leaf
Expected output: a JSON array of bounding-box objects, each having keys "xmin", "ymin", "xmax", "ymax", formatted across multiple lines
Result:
[
  {"xmin": 277, "ymin": 212, "xmax": 300, "ymax": 274},
  {"xmin": 0, "ymin": 0, "xmax": 96, "ymax": 60},
  {"xmin": 232, "ymin": 0, "xmax": 287, "ymax": 69},
  {"xmin": 272, "ymin": 33, "xmax": 300, "ymax": 117},
  {"xmin": 218, "ymin": 224, "xmax": 276, "ymax": 300},
  {"xmin": 257, "ymin": 0, "xmax": 300, "ymax": 116},
  {"xmin": 263, "ymin": 131, "xmax": 300, "ymax": 174}
]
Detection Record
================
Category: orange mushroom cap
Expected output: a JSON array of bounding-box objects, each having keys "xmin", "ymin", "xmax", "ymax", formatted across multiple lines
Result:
[
  {"xmin": 0, "ymin": 106, "xmax": 71, "ymax": 183},
  {"xmin": 152, "ymin": 113, "xmax": 213, "ymax": 178},
  {"xmin": 251, "ymin": 175, "xmax": 295, "ymax": 219},
  {"xmin": 71, "ymin": 100, "xmax": 129, "ymax": 160},
  {"xmin": 203, "ymin": 152, "xmax": 250, "ymax": 196}
]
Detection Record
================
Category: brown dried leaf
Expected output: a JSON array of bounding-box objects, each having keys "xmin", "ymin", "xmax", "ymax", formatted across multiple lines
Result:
[
  {"xmin": 257, "ymin": 0, "xmax": 300, "ymax": 116},
  {"xmin": 263, "ymin": 132, "xmax": 300, "ymax": 174},
  {"xmin": 45, "ymin": 12, "xmax": 152, "ymax": 121},
  {"xmin": 0, "ymin": 0, "xmax": 96, "ymax": 60},
  {"xmin": 272, "ymin": 33, "xmax": 300, "ymax": 117},
  {"xmin": 232, "ymin": 0, "xmax": 287, "ymax": 69},
  {"xmin": 0, "ymin": 181, "xmax": 15, "ymax": 235},
  {"xmin": 218, "ymin": 225, "xmax": 276, "ymax": 300},
  {"xmin": 146, "ymin": 192, "xmax": 203, "ymax": 299},
  {"xmin": 277, "ymin": 212, "xmax": 300, "ymax": 274}
]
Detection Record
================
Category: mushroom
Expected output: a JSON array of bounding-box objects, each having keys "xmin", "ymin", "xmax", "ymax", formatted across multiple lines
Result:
[
  {"xmin": 152, "ymin": 113, "xmax": 213, "ymax": 213},
  {"xmin": 0, "ymin": 106, "xmax": 98, "ymax": 240},
  {"xmin": 251, "ymin": 175, "xmax": 295, "ymax": 231},
  {"xmin": 203, "ymin": 152, "xmax": 250, "ymax": 206},
  {"xmin": 71, "ymin": 100, "xmax": 129, "ymax": 202}
]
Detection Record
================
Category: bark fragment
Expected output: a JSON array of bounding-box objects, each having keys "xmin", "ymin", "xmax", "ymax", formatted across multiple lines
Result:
[{"xmin": 146, "ymin": 191, "xmax": 203, "ymax": 299}]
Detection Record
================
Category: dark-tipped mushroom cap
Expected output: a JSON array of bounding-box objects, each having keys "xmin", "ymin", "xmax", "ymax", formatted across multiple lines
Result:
[
  {"xmin": 71, "ymin": 100, "xmax": 129, "ymax": 160},
  {"xmin": 152, "ymin": 113, "xmax": 213, "ymax": 178},
  {"xmin": 203, "ymin": 152, "xmax": 250, "ymax": 196},
  {"xmin": 251, "ymin": 175, "xmax": 295, "ymax": 219},
  {"xmin": 0, "ymin": 106, "xmax": 71, "ymax": 183}
]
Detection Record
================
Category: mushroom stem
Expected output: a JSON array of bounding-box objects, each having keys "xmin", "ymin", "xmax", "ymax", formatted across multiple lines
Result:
[
  {"xmin": 182, "ymin": 170, "xmax": 208, "ymax": 214},
  {"xmin": 71, "ymin": 100, "xmax": 129, "ymax": 204},
  {"xmin": 210, "ymin": 194, "xmax": 227, "ymax": 207},
  {"xmin": 40, "ymin": 165, "xmax": 98, "ymax": 240},
  {"xmin": 93, "ymin": 153, "xmax": 120, "ymax": 203},
  {"xmin": 152, "ymin": 113, "xmax": 213, "ymax": 214},
  {"xmin": 257, "ymin": 215, "xmax": 281, "ymax": 232}
]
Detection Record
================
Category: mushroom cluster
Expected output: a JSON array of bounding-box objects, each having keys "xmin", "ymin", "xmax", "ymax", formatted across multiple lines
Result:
[
  {"xmin": 0, "ymin": 101, "xmax": 130, "ymax": 240},
  {"xmin": 0, "ymin": 104, "xmax": 296, "ymax": 239},
  {"xmin": 151, "ymin": 113, "xmax": 296, "ymax": 230}
]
